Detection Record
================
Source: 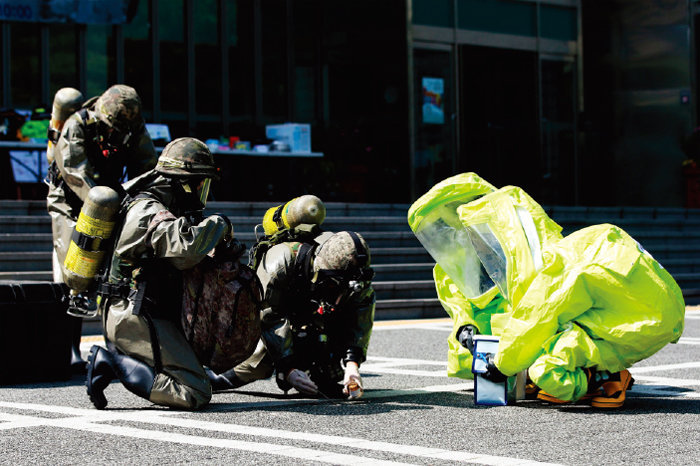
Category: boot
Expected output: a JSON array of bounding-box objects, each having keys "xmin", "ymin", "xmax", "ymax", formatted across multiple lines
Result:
[
  {"xmin": 590, "ymin": 370, "xmax": 634, "ymax": 409},
  {"xmin": 86, "ymin": 345, "xmax": 116, "ymax": 409},
  {"xmin": 86, "ymin": 345, "xmax": 156, "ymax": 409},
  {"xmin": 205, "ymin": 367, "xmax": 246, "ymax": 392},
  {"xmin": 70, "ymin": 317, "xmax": 87, "ymax": 374}
]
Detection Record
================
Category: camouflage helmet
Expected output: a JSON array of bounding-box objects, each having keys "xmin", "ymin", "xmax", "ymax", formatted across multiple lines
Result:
[
  {"xmin": 313, "ymin": 231, "xmax": 371, "ymax": 273},
  {"xmin": 94, "ymin": 84, "xmax": 143, "ymax": 133},
  {"xmin": 155, "ymin": 137, "xmax": 220, "ymax": 179}
]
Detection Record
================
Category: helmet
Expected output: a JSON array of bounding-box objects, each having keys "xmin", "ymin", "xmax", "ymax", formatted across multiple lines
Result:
[
  {"xmin": 313, "ymin": 231, "xmax": 371, "ymax": 273},
  {"xmin": 94, "ymin": 84, "xmax": 144, "ymax": 135},
  {"xmin": 311, "ymin": 231, "xmax": 373, "ymax": 305},
  {"xmin": 156, "ymin": 137, "xmax": 220, "ymax": 179}
]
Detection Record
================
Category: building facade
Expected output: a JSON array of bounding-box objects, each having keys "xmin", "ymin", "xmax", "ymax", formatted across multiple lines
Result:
[{"xmin": 0, "ymin": 0, "xmax": 695, "ymax": 206}]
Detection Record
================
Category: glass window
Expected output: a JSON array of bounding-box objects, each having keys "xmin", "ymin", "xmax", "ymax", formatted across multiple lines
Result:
[
  {"xmin": 123, "ymin": 0, "xmax": 153, "ymax": 117},
  {"xmin": 261, "ymin": 0, "xmax": 288, "ymax": 121},
  {"xmin": 540, "ymin": 5, "xmax": 577, "ymax": 41},
  {"xmin": 85, "ymin": 25, "xmax": 116, "ymax": 99},
  {"xmin": 160, "ymin": 0, "xmax": 185, "ymax": 113},
  {"xmin": 227, "ymin": 0, "xmax": 254, "ymax": 122},
  {"xmin": 412, "ymin": 0, "xmax": 453, "ymax": 28},
  {"xmin": 457, "ymin": 0, "xmax": 536, "ymax": 37},
  {"xmin": 10, "ymin": 22, "xmax": 40, "ymax": 108},
  {"xmin": 292, "ymin": 0, "xmax": 320, "ymax": 123},
  {"xmin": 48, "ymin": 24, "xmax": 78, "ymax": 102},
  {"xmin": 194, "ymin": 0, "xmax": 220, "ymax": 116}
]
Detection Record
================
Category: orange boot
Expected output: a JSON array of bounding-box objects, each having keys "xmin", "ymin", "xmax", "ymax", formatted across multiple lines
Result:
[{"xmin": 590, "ymin": 370, "xmax": 634, "ymax": 408}]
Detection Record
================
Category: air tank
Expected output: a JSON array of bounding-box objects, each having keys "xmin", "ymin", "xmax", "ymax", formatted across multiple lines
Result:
[
  {"xmin": 63, "ymin": 186, "xmax": 121, "ymax": 293},
  {"xmin": 262, "ymin": 195, "xmax": 326, "ymax": 236},
  {"xmin": 47, "ymin": 87, "xmax": 84, "ymax": 164}
]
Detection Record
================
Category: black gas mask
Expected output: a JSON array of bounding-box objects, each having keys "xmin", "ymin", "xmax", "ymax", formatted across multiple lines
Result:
[
  {"xmin": 310, "ymin": 266, "xmax": 374, "ymax": 313},
  {"xmin": 97, "ymin": 121, "xmax": 133, "ymax": 158}
]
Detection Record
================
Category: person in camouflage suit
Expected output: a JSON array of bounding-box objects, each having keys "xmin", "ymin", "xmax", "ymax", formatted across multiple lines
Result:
[
  {"xmin": 46, "ymin": 84, "xmax": 157, "ymax": 371},
  {"xmin": 85, "ymin": 137, "xmax": 232, "ymax": 410},
  {"xmin": 207, "ymin": 230, "xmax": 375, "ymax": 399},
  {"xmin": 47, "ymin": 84, "xmax": 157, "ymax": 282}
]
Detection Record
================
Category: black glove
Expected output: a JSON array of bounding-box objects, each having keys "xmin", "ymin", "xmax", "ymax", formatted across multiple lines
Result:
[
  {"xmin": 482, "ymin": 353, "xmax": 507, "ymax": 383},
  {"xmin": 457, "ymin": 324, "xmax": 478, "ymax": 354},
  {"xmin": 204, "ymin": 367, "xmax": 237, "ymax": 392}
]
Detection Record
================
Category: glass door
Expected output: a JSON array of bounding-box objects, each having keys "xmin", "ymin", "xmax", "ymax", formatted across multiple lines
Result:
[
  {"xmin": 413, "ymin": 44, "xmax": 456, "ymax": 197},
  {"xmin": 540, "ymin": 56, "xmax": 577, "ymax": 205}
]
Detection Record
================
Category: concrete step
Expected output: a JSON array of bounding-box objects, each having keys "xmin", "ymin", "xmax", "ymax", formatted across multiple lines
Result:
[
  {"xmin": 373, "ymin": 280, "xmax": 437, "ymax": 300},
  {"xmin": 373, "ymin": 263, "xmax": 434, "ymax": 282},
  {"xmin": 370, "ymin": 248, "xmax": 432, "ymax": 264},
  {"xmin": 0, "ymin": 200, "xmax": 48, "ymax": 216},
  {"xmin": 546, "ymin": 206, "xmax": 700, "ymax": 222},
  {"xmin": 0, "ymin": 233, "xmax": 53, "ymax": 252},
  {"xmin": 0, "ymin": 271, "xmax": 52, "ymax": 281},
  {"xmin": 374, "ymin": 298, "xmax": 445, "ymax": 320},
  {"xmin": 0, "ymin": 216, "xmax": 51, "ymax": 234},
  {"xmin": 0, "ymin": 252, "xmax": 51, "ymax": 271},
  {"xmin": 559, "ymin": 217, "xmax": 700, "ymax": 234},
  {"xmin": 0, "ymin": 230, "xmax": 423, "ymax": 252},
  {"xmin": 0, "ymin": 200, "xmax": 411, "ymax": 218},
  {"xmin": 657, "ymin": 259, "xmax": 700, "ymax": 274},
  {"xmin": 0, "ymin": 248, "xmax": 433, "ymax": 273},
  {"xmin": 0, "ymin": 215, "xmax": 413, "ymax": 235},
  {"xmin": 205, "ymin": 201, "xmax": 411, "ymax": 218}
]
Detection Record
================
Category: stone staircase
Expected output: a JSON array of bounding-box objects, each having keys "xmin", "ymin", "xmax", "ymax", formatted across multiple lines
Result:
[{"xmin": 0, "ymin": 201, "xmax": 698, "ymax": 324}]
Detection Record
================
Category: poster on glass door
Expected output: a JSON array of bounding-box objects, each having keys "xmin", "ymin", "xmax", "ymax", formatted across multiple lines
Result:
[{"xmin": 422, "ymin": 77, "xmax": 445, "ymax": 125}]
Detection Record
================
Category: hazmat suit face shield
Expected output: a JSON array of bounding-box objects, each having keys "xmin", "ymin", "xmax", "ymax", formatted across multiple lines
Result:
[
  {"xmin": 466, "ymin": 224, "xmax": 508, "ymax": 301},
  {"xmin": 407, "ymin": 173, "xmax": 499, "ymax": 306},
  {"xmin": 412, "ymin": 201, "xmax": 498, "ymax": 304},
  {"xmin": 457, "ymin": 193, "xmax": 549, "ymax": 306}
]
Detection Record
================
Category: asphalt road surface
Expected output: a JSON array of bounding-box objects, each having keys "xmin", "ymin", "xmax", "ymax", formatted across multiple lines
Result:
[{"xmin": 2, "ymin": 311, "xmax": 700, "ymax": 465}]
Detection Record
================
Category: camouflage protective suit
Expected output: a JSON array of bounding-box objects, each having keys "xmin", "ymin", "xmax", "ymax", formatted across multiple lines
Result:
[
  {"xmin": 99, "ymin": 171, "xmax": 230, "ymax": 409},
  {"xmin": 46, "ymin": 84, "xmax": 156, "ymax": 282},
  {"xmin": 233, "ymin": 231, "xmax": 375, "ymax": 392}
]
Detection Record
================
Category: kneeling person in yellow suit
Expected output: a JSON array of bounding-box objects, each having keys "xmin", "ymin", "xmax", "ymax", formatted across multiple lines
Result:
[{"xmin": 409, "ymin": 173, "xmax": 685, "ymax": 408}]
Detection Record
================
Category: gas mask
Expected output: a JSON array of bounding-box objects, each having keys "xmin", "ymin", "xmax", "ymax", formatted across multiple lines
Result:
[
  {"xmin": 97, "ymin": 122, "xmax": 133, "ymax": 158},
  {"xmin": 310, "ymin": 266, "xmax": 374, "ymax": 312}
]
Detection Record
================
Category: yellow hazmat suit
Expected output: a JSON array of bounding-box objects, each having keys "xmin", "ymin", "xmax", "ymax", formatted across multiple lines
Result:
[{"xmin": 409, "ymin": 173, "xmax": 685, "ymax": 401}]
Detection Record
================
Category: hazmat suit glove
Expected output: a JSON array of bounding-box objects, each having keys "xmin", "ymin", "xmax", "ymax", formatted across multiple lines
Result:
[
  {"xmin": 215, "ymin": 214, "xmax": 234, "ymax": 242},
  {"xmin": 286, "ymin": 369, "xmax": 319, "ymax": 395},
  {"xmin": 457, "ymin": 324, "xmax": 478, "ymax": 354},
  {"xmin": 342, "ymin": 361, "xmax": 364, "ymax": 399},
  {"xmin": 482, "ymin": 353, "xmax": 507, "ymax": 383}
]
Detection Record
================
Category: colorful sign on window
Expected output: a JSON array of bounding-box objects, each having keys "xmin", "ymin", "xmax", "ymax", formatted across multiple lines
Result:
[{"xmin": 422, "ymin": 77, "xmax": 445, "ymax": 125}]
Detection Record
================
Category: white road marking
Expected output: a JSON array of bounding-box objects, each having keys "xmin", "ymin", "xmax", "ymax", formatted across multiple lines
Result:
[
  {"xmin": 362, "ymin": 356, "xmax": 449, "ymax": 377},
  {"xmin": 0, "ymin": 412, "xmax": 413, "ymax": 465},
  {"xmin": 373, "ymin": 323, "xmax": 453, "ymax": 331},
  {"xmin": 0, "ymin": 400, "xmax": 558, "ymax": 466},
  {"xmin": 630, "ymin": 361, "xmax": 700, "ymax": 373},
  {"xmin": 677, "ymin": 337, "xmax": 700, "ymax": 345}
]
